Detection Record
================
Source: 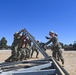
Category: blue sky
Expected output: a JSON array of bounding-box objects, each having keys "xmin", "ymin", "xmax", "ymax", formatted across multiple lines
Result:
[{"xmin": 0, "ymin": 0, "xmax": 76, "ymax": 45}]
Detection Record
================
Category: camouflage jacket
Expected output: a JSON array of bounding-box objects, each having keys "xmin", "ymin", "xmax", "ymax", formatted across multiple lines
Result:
[{"xmin": 46, "ymin": 36, "xmax": 62, "ymax": 49}]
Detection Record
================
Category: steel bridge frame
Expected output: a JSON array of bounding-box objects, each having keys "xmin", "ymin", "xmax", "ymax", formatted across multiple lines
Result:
[{"xmin": 0, "ymin": 28, "xmax": 70, "ymax": 75}]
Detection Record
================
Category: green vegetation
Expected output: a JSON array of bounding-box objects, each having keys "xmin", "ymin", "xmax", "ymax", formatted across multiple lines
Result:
[{"xmin": 0, "ymin": 37, "xmax": 7, "ymax": 49}]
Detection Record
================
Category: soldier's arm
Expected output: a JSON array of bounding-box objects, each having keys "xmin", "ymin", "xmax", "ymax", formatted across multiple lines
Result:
[
  {"xmin": 45, "ymin": 36, "xmax": 50, "ymax": 39},
  {"xmin": 45, "ymin": 39, "xmax": 52, "ymax": 45},
  {"xmin": 21, "ymin": 35, "xmax": 26, "ymax": 41}
]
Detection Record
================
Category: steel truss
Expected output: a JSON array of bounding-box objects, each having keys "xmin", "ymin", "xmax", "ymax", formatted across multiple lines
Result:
[{"xmin": 0, "ymin": 28, "xmax": 69, "ymax": 75}]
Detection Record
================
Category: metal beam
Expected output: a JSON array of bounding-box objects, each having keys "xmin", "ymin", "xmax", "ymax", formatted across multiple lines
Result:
[
  {"xmin": 52, "ymin": 57, "xmax": 70, "ymax": 75},
  {"xmin": 0, "ymin": 59, "xmax": 51, "ymax": 68},
  {"xmin": 0, "ymin": 69, "xmax": 57, "ymax": 75},
  {"xmin": 24, "ymin": 29, "xmax": 49, "ymax": 58},
  {"xmin": 12, "ymin": 69, "xmax": 57, "ymax": 75},
  {"xmin": 14, "ymin": 62, "xmax": 52, "ymax": 72}
]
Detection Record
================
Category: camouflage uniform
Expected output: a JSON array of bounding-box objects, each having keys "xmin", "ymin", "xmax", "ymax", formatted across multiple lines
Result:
[
  {"xmin": 17, "ymin": 35, "xmax": 27, "ymax": 61},
  {"xmin": 5, "ymin": 30, "xmax": 25, "ymax": 62},
  {"xmin": 46, "ymin": 36, "xmax": 64, "ymax": 64},
  {"xmin": 11, "ymin": 31, "xmax": 24, "ymax": 61},
  {"xmin": 25, "ymin": 40, "xmax": 31, "ymax": 59},
  {"xmin": 17, "ymin": 47, "xmax": 26, "ymax": 61},
  {"xmin": 31, "ymin": 43, "xmax": 39, "ymax": 58}
]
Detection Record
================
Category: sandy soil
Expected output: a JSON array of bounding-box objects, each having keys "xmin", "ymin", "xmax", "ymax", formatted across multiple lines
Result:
[{"xmin": 0, "ymin": 50, "xmax": 76, "ymax": 75}]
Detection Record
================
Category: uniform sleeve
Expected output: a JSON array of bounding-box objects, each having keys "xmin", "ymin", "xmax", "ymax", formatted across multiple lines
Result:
[
  {"xmin": 45, "ymin": 39, "xmax": 52, "ymax": 45},
  {"xmin": 45, "ymin": 36, "xmax": 50, "ymax": 39}
]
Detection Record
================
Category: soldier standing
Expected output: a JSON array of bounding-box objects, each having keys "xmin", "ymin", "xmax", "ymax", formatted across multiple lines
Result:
[
  {"xmin": 24, "ymin": 38, "xmax": 31, "ymax": 59},
  {"xmin": 5, "ymin": 29, "xmax": 24, "ymax": 62},
  {"xmin": 11, "ymin": 29, "xmax": 24, "ymax": 61},
  {"xmin": 31, "ymin": 40, "xmax": 39, "ymax": 58},
  {"xmin": 45, "ymin": 31, "xmax": 64, "ymax": 66},
  {"xmin": 17, "ymin": 34, "xmax": 27, "ymax": 61}
]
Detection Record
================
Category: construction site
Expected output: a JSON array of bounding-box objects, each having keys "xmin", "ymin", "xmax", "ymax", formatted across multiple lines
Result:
[{"xmin": 0, "ymin": 29, "xmax": 76, "ymax": 75}]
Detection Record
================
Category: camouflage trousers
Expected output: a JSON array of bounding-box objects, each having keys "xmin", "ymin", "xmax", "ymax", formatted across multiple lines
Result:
[
  {"xmin": 5, "ymin": 45, "xmax": 19, "ymax": 62},
  {"xmin": 52, "ymin": 49, "xmax": 64, "ymax": 64},
  {"xmin": 26, "ymin": 48, "xmax": 31, "ymax": 59},
  {"xmin": 31, "ymin": 49, "xmax": 39, "ymax": 58},
  {"xmin": 17, "ymin": 47, "xmax": 27, "ymax": 61}
]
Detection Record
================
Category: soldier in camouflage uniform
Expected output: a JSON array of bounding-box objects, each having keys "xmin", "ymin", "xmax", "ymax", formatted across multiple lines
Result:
[
  {"xmin": 17, "ymin": 34, "xmax": 27, "ymax": 61},
  {"xmin": 31, "ymin": 40, "xmax": 39, "ymax": 58},
  {"xmin": 5, "ymin": 29, "xmax": 24, "ymax": 62},
  {"xmin": 46, "ymin": 33, "xmax": 60, "ymax": 61},
  {"xmin": 45, "ymin": 31, "xmax": 64, "ymax": 66},
  {"xmin": 11, "ymin": 29, "xmax": 25, "ymax": 61},
  {"xmin": 24, "ymin": 38, "xmax": 31, "ymax": 59}
]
